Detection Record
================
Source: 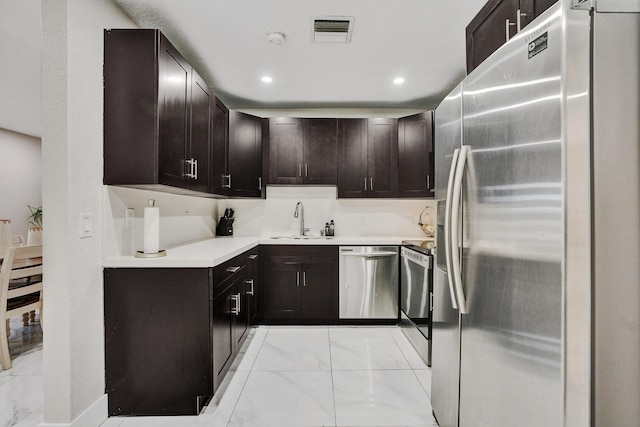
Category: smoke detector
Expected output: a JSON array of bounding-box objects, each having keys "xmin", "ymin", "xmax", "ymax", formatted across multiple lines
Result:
[
  {"xmin": 266, "ymin": 31, "xmax": 286, "ymax": 46},
  {"xmin": 311, "ymin": 16, "xmax": 355, "ymax": 44}
]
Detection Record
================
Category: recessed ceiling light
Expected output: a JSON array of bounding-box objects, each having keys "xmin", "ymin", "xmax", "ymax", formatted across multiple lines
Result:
[
  {"xmin": 261, "ymin": 76, "xmax": 273, "ymax": 83},
  {"xmin": 394, "ymin": 77, "xmax": 405, "ymax": 85}
]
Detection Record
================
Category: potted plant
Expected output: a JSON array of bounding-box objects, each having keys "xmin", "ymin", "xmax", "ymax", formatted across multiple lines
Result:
[{"xmin": 26, "ymin": 205, "xmax": 43, "ymax": 245}]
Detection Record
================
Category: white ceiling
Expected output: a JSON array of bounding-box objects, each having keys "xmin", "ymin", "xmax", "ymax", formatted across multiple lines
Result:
[{"xmin": 0, "ymin": 0, "xmax": 487, "ymax": 138}]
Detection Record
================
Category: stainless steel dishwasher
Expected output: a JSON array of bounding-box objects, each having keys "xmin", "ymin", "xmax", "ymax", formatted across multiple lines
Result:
[{"xmin": 339, "ymin": 246, "xmax": 399, "ymax": 319}]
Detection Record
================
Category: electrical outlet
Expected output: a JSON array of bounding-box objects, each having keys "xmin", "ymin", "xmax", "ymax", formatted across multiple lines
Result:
[
  {"xmin": 125, "ymin": 208, "xmax": 134, "ymax": 228},
  {"xmin": 359, "ymin": 218, "xmax": 367, "ymax": 227},
  {"xmin": 80, "ymin": 213, "xmax": 93, "ymax": 238}
]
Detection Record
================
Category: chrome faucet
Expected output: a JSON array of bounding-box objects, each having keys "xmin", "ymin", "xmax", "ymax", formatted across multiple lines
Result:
[{"xmin": 293, "ymin": 202, "xmax": 310, "ymax": 236}]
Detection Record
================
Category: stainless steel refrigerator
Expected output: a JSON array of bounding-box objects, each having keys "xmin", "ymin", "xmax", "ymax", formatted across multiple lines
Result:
[{"xmin": 431, "ymin": 1, "xmax": 640, "ymax": 426}]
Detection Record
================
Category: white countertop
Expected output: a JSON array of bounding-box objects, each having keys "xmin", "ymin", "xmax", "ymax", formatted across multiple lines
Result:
[{"xmin": 102, "ymin": 235, "xmax": 429, "ymax": 268}]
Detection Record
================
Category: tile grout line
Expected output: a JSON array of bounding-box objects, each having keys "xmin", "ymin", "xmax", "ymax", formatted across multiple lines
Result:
[
  {"xmin": 327, "ymin": 327, "xmax": 338, "ymax": 427},
  {"xmin": 222, "ymin": 326, "xmax": 269, "ymax": 427}
]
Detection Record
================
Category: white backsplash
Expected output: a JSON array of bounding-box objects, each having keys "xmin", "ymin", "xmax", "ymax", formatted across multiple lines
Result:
[
  {"xmin": 104, "ymin": 185, "xmax": 436, "ymax": 257},
  {"xmin": 103, "ymin": 186, "xmax": 218, "ymax": 257},
  {"xmin": 221, "ymin": 186, "xmax": 436, "ymax": 238}
]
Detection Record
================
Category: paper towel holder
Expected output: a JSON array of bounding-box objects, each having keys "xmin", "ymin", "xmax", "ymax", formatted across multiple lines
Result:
[
  {"xmin": 135, "ymin": 249, "xmax": 166, "ymax": 258},
  {"xmin": 135, "ymin": 199, "xmax": 167, "ymax": 258}
]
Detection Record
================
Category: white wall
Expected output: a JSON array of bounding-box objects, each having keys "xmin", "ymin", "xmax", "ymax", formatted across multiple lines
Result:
[
  {"xmin": 41, "ymin": 0, "xmax": 136, "ymax": 424},
  {"xmin": 103, "ymin": 186, "xmax": 219, "ymax": 257},
  {"xmin": 220, "ymin": 186, "xmax": 435, "ymax": 238},
  {"xmin": 104, "ymin": 186, "xmax": 435, "ymax": 256},
  {"xmin": 0, "ymin": 128, "xmax": 41, "ymax": 238}
]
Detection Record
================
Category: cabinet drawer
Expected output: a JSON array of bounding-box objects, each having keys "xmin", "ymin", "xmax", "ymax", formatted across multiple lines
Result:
[
  {"xmin": 214, "ymin": 253, "xmax": 246, "ymax": 295},
  {"xmin": 261, "ymin": 245, "xmax": 338, "ymax": 264}
]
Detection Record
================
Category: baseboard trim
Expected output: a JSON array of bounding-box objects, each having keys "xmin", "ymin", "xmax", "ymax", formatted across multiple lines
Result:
[{"xmin": 39, "ymin": 394, "xmax": 108, "ymax": 427}]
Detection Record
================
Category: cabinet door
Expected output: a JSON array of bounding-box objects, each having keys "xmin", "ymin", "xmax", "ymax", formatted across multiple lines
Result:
[
  {"xmin": 262, "ymin": 261, "xmax": 301, "ymax": 319},
  {"xmin": 466, "ymin": 0, "xmax": 520, "ymax": 73},
  {"xmin": 368, "ymin": 118, "xmax": 398, "ymax": 198},
  {"xmin": 104, "ymin": 29, "xmax": 158, "ymax": 185},
  {"xmin": 232, "ymin": 277, "xmax": 250, "ymax": 350},
  {"xmin": 228, "ymin": 111, "xmax": 263, "ymax": 197},
  {"xmin": 158, "ymin": 34, "xmax": 191, "ymax": 188},
  {"xmin": 188, "ymin": 70, "xmax": 212, "ymax": 193},
  {"xmin": 337, "ymin": 119, "xmax": 368, "ymax": 198},
  {"xmin": 398, "ymin": 112, "xmax": 434, "ymax": 198},
  {"xmin": 302, "ymin": 118, "xmax": 338, "ymax": 184},
  {"xmin": 268, "ymin": 118, "xmax": 303, "ymax": 184},
  {"xmin": 212, "ymin": 285, "xmax": 234, "ymax": 391},
  {"xmin": 520, "ymin": 0, "xmax": 556, "ymax": 28},
  {"xmin": 301, "ymin": 262, "xmax": 338, "ymax": 320},
  {"xmin": 104, "ymin": 268, "xmax": 211, "ymax": 416},
  {"xmin": 246, "ymin": 250, "xmax": 259, "ymax": 324},
  {"xmin": 210, "ymin": 96, "xmax": 229, "ymax": 194}
]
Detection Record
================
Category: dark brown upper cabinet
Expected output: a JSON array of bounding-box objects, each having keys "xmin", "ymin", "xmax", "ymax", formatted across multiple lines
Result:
[
  {"xmin": 398, "ymin": 112, "xmax": 435, "ymax": 198},
  {"xmin": 267, "ymin": 118, "xmax": 337, "ymax": 185},
  {"xmin": 104, "ymin": 29, "xmax": 213, "ymax": 194},
  {"xmin": 337, "ymin": 118, "xmax": 398, "ymax": 198},
  {"xmin": 227, "ymin": 111, "xmax": 263, "ymax": 197},
  {"xmin": 210, "ymin": 96, "xmax": 229, "ymax": 195},
  {"xmin": 466, "ymin": 0, "xmax": 558, "ymax": 73}
]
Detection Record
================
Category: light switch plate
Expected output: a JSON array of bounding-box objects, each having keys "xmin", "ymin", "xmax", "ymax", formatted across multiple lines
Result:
[
  {"xmin": 80, "ymin": 213, "xmax": 92, "ymax": 238},
  {"xmin": 125, "ymin": 208, "xmax": 135, "ymax": 228}
]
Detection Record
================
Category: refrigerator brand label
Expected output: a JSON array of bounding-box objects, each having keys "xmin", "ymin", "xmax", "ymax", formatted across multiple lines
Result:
[{"xmin": 528, "ymin": 32, "xmax": 548, "ymax": 59}]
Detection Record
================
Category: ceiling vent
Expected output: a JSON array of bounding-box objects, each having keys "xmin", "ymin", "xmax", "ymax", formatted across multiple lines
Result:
[{"xmin": 312, "ymin": 16, "xmax": 355, "ymax": 44}]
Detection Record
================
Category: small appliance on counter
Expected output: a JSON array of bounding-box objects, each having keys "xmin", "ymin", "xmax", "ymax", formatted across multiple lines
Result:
[{"xmin": 216, "ymin": 208, "xmax": 234, "ymax": 236}]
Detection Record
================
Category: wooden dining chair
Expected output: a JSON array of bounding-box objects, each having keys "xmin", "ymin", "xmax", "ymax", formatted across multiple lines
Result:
[
  {"xmin": 0, "ymin": 244, "xmax": 43, "ymax": 370},
  {"xmin": 11, "ymin": 235, "xmax": 24, "ymax": 246}
]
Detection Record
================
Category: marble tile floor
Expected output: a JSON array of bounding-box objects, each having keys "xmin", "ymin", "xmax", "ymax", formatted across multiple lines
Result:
[
  {"xmin": 0, "ymin": 315, "xmax": 44, "ymax": 427},
  {"xmin": 103, "ymin": 325, "xmax": 436, "ymax": 427},
  {"xmin": 0, "ymin": 323, "xmax": 436, "ymax": 427}
]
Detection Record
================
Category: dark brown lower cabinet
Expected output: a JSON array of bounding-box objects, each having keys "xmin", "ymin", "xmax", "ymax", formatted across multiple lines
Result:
[
  {"xmin": 104, "ymin": 247, "xmax": 257, "ymax": 417},
  {"xmin": 261, "ymin": 245, "xmax": 338, "ymax": 323},
  {"xmin": 104, "ymin": 268, "xmax": 213, "ymax": 416},
  {"xmin": 212, "ymin": 270, "xmax": 248, "ymax": 391}
]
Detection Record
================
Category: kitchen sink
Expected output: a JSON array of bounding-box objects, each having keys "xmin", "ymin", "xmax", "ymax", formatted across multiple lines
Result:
[{"xmin": 269, "ymin": 235, "xmax": 333, "ymax": 240}]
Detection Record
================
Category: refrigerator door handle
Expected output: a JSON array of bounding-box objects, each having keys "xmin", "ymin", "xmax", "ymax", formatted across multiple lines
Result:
[
  {"xmin": 451, "ymin": 145, "xmax": 469, "ymax": 314},
  {"xmin": 444, "ymin": 148, "xmax": 460, "ymax": 310}
]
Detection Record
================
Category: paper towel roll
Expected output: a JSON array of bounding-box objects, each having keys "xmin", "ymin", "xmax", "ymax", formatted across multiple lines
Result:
[{"xmin": 143, "ymin": 206, "xmax": 159, "ymax": 254}]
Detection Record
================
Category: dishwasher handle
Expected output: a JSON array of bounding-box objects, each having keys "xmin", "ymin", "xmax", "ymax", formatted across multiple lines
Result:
[{"xmin": 340, "ymin": 251, "xmax": 398, "ymax": 257}]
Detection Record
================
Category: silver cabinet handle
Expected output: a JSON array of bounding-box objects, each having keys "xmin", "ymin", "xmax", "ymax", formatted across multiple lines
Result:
[
  {"xmin": 305, "ymin": 164, "xmax": 308, "ymax": 177},
  {"xmin": 223, "ymin": 174, "xmax": 232, "ymax": 188},
  {"xmin": 303, "ymin": 271, "xmax": 306, "ymax": 287},
  {"xmin": 258, "ymin": 177, "xmax": 262, "ymax": 191},
  {"xmin": 248, "ymin": 254, "xmax": 258, "ymax": 260},
  {"xmin": 246, "ymin": 279, "xmax": 254, "ymax": 295},
  {"xmin": 298, "ymin": 164, "xmax": 302, "ymax": 177},
  {"xmin": 296, "ymin": 271, "xmax": 300, "ymax": 287},
  {"xmin": 370, "ymin": 177, "xmax": 374, "ymax": 191},
  {"xmin": 516, "ymin": 9, "xmax": 526, "ymax": 32},
  {"xmin": 426, "ymin": 174, "xmax": 430, "ymax": 189},
  {"xmin": 231, "ymin": 293, "xmax": 240, "ymax": 315},
  {"xmin": 184, "ymin": 158, "xmax": 196, "ymax": 179},
  {"xmin": 505, "ymin": 18, "xmax": 516, "ymax": 42},
  {"xmin": 430, "ymin": 292, "xmax": 434, "ymax": 312},
  {"xmin": 226, "ymin": 266, "xmax": 241, "ymax": 273},
  {"xmin": 364, "ymin": 177, "xmax": 367, "ymax": 191}
]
